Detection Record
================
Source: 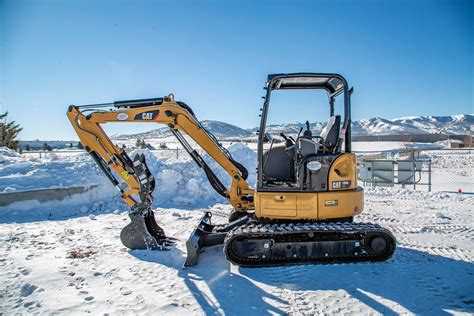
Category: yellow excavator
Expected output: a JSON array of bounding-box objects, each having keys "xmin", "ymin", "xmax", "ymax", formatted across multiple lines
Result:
[{"xmin": 67, "ymin": 73, "xmax": 396, "ymax": 267}]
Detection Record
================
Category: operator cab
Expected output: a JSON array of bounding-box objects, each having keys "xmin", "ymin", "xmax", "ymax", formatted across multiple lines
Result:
[{"xmin": 258, "ymin": 73, "xmax": 352, "ymax": 192}]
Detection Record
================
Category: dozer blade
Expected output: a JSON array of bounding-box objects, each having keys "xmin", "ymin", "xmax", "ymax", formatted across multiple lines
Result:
[
  {"xmin": 120, "ymin": 209, "xmax": 175, "ymax": 250},
  {"xmin": 184, "ymin": 211, "xmax": 250, "ymax": 267}
]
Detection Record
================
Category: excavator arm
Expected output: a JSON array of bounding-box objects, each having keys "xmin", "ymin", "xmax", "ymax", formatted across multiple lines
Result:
[{"xmin": 67, "ymin": 94, "xmax": 254, "ymax": 263}]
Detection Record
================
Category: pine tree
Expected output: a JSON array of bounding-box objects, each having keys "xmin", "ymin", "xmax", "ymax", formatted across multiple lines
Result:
[{"xmin": 0, "ymin": 112, "xmax": 23, "ymax": 150}]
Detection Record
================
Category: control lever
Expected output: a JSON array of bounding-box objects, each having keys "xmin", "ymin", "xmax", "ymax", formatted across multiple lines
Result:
[
  {"xmin": 279, "ymin": 133, "xmax": 294, "ymax": 147},
  {"xmin": 303, "ymin": 120, "xmax": 312, "ymax": 139}
]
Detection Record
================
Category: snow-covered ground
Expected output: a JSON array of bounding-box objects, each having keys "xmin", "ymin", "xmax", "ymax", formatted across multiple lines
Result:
[
  {"xmin": 1, "ymin": 145, "xmax": 473, "ymax": 314},
  {"xmin": 1, "ymin": 190, "xmax": 473, "ymax": 315}
]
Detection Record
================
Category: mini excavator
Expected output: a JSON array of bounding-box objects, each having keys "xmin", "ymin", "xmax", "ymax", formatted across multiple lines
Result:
[{"xmin": 67, "ymin": 73, "xmax": 396, "ymax": 267}]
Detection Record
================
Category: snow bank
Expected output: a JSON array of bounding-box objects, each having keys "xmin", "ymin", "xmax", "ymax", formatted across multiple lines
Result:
[
  {"xmin": 0, "ymin": 147, "xmax": 20, "ymax": 158},
  {"xmin": 0, "ymin": 150, "xmax": 111, "ymax": 193},
  {"xmin": 0, "ymin": 148, "xmax": 120, "ymax": 218},
  {"xmin": 0, "ymin": 144, "xmax": 257, "ymax": 217},
  {"xmin": 134, "ymin": 142, "xmax": 257, "ymax": 207}
]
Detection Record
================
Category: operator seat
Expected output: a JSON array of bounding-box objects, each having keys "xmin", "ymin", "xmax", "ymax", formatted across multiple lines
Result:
[
  {"xmin": 296, "ymin": 121, "xmax": 320, "ymax": 159},
  {"xmin": 320, "ymin": 115, "xmax": 341, "ymax": 152},
  {"xmin": 262, "ymin": 144, "xmax": 295, "ymax": 181}
]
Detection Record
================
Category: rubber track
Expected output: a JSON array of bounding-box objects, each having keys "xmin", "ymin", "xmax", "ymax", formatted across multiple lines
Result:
[{"xmin": 224, "ymin": 221, "xmax": 396, "ymax": 267}]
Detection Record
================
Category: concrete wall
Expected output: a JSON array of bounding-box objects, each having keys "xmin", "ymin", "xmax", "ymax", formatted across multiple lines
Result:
[{"xmin": 0, "ymin": 185, "xmax": 98, "ymax": 207}]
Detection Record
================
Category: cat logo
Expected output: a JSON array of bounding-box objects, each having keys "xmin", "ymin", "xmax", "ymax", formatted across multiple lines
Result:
[
  {"xmin": 142, "ymin": 112, "xmax": 153, "ymax": 120},
  {"xmin": 134, "ymin": 110, "xmax": 159, "ymax": 121}
]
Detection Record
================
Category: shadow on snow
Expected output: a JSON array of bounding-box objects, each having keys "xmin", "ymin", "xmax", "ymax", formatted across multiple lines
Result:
[
  {"xmin": 131, "ymin": 246, "xmax": 286, "ymax": 315},
  {"xmin": 130, "ymin": 246, "xmax": 474, "ymax": 315}
]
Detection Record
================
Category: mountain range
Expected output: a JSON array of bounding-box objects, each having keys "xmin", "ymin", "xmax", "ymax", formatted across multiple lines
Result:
[{"xmin": 113, "ymin": 114, "xmax": 473, "ymax": 140}]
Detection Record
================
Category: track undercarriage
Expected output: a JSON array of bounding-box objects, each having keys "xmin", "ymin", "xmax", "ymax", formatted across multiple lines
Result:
[
  {"xmin": 161, "ymin": 211, "xmax": 396, "ymax": 267},
  {"xmin": 223, "ymin": 219, "xmax": 396, "ymax": 267}
]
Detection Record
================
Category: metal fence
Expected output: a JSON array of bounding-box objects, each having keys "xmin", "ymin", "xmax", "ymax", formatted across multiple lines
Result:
[
  {"xmin": 356, "ymin": 148, "xmax": 473, "ymax": 194},
  {"xmin": 359, "ymin": 158, "xmax": 432, "ymax": 191},
  {"xmin": 423, "ymin": 149, "xmax": 473, "ymax": 193}
]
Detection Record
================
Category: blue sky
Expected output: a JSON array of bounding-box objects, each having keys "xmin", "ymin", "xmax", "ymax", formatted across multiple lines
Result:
[{"xmin": 1, "ymin": 0, "xmax": 472, "ymax": 140}]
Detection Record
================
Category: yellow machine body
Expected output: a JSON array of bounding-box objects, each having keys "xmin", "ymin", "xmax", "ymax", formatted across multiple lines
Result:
[{"xmin": 255, "ymin": 153, "xmax": 363, "ymax": 220}]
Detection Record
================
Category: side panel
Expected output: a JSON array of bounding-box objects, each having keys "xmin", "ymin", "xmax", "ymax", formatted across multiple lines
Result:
[
  {"xmin": 296, "ymin": 194, "xmax": 318, "ymax": 219},
  {"xmin": 255, "ymin": 188, "xmax": 363, "ymax": 220},
  {"xmin": 318, "ymin": 187, "xmax": 363, "ymax": 219},
  {"xmin": 258, "ymin": 193, "xmax": 297, "ymax": 217}
]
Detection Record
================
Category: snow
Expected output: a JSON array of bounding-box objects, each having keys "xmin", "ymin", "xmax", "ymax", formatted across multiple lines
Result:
[
  {"xmin": 133, "ymin": 143, "xmax": 256, "ymax": 207},
  {"xmin": 0, "ymin": 148, "xmax": 113, "ymax": 193},
  {"xmin": 1, "ymin": 190, "xmax": 473, "ymax": 314},
  {"xmin": 0, "ymin": 143, "xmax": 257, "ymax": 219},
  {"xmin": 392, "ymin": 114, "xmax": 473, "ymax": 135},
  {"xmin": 0, "ymin": 145, "xmax": 473, "ymax": 314}
]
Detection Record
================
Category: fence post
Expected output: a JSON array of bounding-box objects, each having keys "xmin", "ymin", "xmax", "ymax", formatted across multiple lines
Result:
[
  {"xmin": 428, "ymin": 159, "xmax": 432, "ymax": 192},
  {"xmin": 176, "ymin": 147, "xmax": 179, "ymax": 159},
  {"xmin": 412, "ymin": 154, "xmax": 416, "ymax": 190}
]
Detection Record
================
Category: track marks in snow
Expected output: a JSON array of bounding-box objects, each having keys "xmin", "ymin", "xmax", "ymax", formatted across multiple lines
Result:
[
  {"xmin": 398, "ymin": 240, "xmax": 473, "ymax": 262},
  {"xmin": 388, "ymin": 224, "xmax": 474, "ymax": 240}
]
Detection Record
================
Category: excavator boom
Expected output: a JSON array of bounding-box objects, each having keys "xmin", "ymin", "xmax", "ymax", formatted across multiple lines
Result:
[{"xmin": 67, "ymin": 94, "xmax": 254, "ymax": 263}]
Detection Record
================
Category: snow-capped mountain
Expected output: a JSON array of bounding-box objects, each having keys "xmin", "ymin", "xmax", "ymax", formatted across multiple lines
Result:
[
  {"xmin": 392, "ymin": 114, "xmax": 473, "ymax": 135},
  {"xmin": 352, "ymin": 117, "xmax": 426, "ymax": 136},
  {"xmin": 113, "ymin": 120, "xmax": 253, "ymax": 140},
  {"xmin": 263, "ymin": 114, "xmax": 473, "ymax": 137},
  {"xmin": 114, "ymin": 114, "xmax": 472, "ymax": 140}
]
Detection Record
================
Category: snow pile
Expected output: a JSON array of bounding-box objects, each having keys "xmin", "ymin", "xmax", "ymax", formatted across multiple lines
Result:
[
  {"xmin": 0, "ymin": 147, "xmax": 21, "ymax": 159},
  {"xmin": 0, "ymin": 143, "xmax": 257, "ymax": 218},
  {"xmin": 0, "ymin": 149, "xmax": 120, "ymax": 220},
  {"xmin": 0, "ymin": 150, "xmax": 111, "ymax": 193},
  {"xmin": 135, "ymin": 143, "xmax": 257, "ymax": 207}
]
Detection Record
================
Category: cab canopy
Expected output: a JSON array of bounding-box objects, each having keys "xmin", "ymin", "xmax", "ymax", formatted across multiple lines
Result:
[{"xmin": 267, "ymin": 73, "xmax": 346, "ymax": 95}]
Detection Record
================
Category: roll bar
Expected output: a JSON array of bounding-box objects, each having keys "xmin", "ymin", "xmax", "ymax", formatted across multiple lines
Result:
[{"xmin": 257, "ymin": 73, "xmax": 352, "ymax": 188}]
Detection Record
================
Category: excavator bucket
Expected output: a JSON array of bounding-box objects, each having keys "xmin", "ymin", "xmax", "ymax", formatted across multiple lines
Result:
[{"xmin": 120, "ymin": 208, "xmax": 174, "ymax": 250}]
